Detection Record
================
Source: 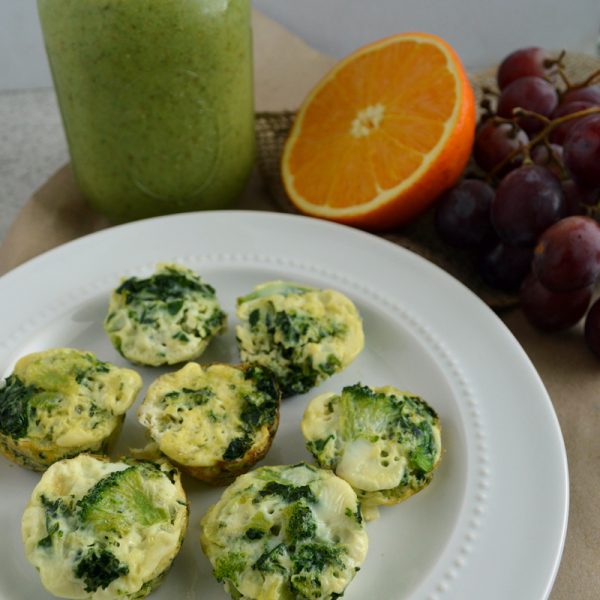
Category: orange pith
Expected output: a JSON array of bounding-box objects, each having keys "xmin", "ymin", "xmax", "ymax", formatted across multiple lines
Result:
[{"xmin": 281, "ymin": 32, "xmax": 476, "ymax": 231}]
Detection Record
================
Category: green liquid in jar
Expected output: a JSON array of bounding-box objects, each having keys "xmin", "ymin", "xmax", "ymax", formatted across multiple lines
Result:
[{"xmin": 37, "ymin": 0, "xmax": 255, "ymax": 222}]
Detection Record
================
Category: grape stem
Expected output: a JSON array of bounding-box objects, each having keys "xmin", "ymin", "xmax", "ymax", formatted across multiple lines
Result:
[
  {"xmin": 487, "ymin": 106, "xmax": 600, "ymax": 181},
  {"xmin": 563, "ymin": 67, "xmax": 600, "ymax": 92}
]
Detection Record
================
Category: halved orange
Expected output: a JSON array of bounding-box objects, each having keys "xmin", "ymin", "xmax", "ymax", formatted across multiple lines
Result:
[{"xmin": 281, "ymin": 32, "xmax": 476, "ymax": 231}]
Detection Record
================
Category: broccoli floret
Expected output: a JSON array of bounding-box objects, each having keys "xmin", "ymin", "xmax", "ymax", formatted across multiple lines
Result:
[
  {"xmin": 214, "ymin": 552, "xmax": 248, "ymax": 583},
  {"xmin": 290, "ymin": 542, "xmax": 345, "ymax": 599},
  {"xmin": 0, "ymin": 375, "xmax": 38, "ymax": 439},
  {"xmin": 293, "ymin": 541, "xmax": 344, "ymax": 573},
  {"xmin": 74, "ymin": 545, "xmax": 129, "ymax": 593},
  {"xmin": 338, "ymin": 384, "xmax": 396, "ymax": 442},
  {"xmin": 77, "ymin": 464, "xmax": 169, "ymax": 536}
]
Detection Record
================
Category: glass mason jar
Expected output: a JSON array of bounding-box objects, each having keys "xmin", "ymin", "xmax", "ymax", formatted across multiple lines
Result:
[{"xmin": 37, "ymin": 0, "xmax": 255, "ymax": 222}]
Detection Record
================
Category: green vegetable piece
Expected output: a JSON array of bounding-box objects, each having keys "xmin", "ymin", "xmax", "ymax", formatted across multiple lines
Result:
[
  {"xmin": 214, "ymin": 552, "xmax": 247, "ymax": 583},
  {"xmin": 258, "ymin": 481, "xmax": 316, "ymax": 504},
  {"xmin": 116, "ymin": 269, "xmax": 215, "ymax": 304},
  {"xmin": 252, "ymin": 543, "xmax": 287, "ymax": 574},
  {"xmin": 237, "ymin": 281, "xmax": 314, "ymax": 305},
  {"xmin": 37, "ymin": 494, "xmax": 70, "ymax": 549},
  {"xmin": 0, "ymin": 375, "xmax": 38, "ymax": 439},
  {"xmin": 77, "ymin": 464, "xmax": 168, "ymax": 536},
  {"xmin": 244, "ymin": 527, "xmax": 265, "ymax": 540},
  {"xmin": 74, "ymin": 545, "xmax": 129, "ymax": 593},
  {"xmin": 222, "ymin": 435, "xmax": 252, "ymax": 461},
  {"xmin": 286, "ymin": 502, "xmax": 316, "ymax": 541},
  {"xmin": 293, "ymin": 541, "xmax": 344, "ymax": 573}
]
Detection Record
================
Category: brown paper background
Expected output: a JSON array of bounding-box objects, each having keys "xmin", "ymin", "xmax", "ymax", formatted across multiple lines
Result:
[{"xmin": 1, "ymin": 10, "xmax": 598, "ymax": 599}]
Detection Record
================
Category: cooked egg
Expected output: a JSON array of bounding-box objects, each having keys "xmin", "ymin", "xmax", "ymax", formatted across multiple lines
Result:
[
  {"xmin": 236, "ymin": 281, "xmax": 364, "ymax": 397},
  {"xmin": 104, "ymin": 263, "xmax": 226, "ymax": 367},
  {"xmin": 0, "ymin": 348, "xmax": 142, "ymax": 471},
  {"xmin": 200, "ymin": 462, "xmax": 368, "ymax": 600},
  {"xmin": 22, "ymin": 454, "xmax": 188, "ymax": 599},
  {"xmin": 302, "ymin": 383, "xmax": 442, "ymax": 518},
  {"xmin": 138, "ymin": 362, "xmax": 280, "ymax": 484}
]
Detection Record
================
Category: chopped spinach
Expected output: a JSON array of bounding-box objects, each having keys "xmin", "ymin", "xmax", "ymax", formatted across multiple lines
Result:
[
  {"xmin": 0, "ymin": 375, "xmax": 38, "ymax": 439},
  {"xmin": 74, "ymin": 545, "xmax": 129, "ymax": 593},
  {"xmin": 258, "ymin": 481, "xmax": 316, "ymax": 504}
]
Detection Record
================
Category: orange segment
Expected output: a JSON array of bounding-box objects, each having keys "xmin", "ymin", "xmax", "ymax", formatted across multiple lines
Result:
[{"xmin": 281, "ymin": 32, "xmax": 476, "ymax": 230}]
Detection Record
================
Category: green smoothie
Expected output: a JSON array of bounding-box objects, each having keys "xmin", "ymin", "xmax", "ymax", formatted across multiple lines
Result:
[{"xmin": 37, "ymin": 0, "xmax": 255, "ymax": 222}]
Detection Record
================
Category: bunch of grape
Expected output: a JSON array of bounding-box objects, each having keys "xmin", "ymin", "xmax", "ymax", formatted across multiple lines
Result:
[{"xmin": 434, "ymin": 47, "xmax": 600, "ymax": 356}]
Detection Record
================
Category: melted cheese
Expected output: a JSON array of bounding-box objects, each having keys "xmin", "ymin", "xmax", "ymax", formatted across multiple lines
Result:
[{"xmin": 21, "ymin": 455, "xmax": 187, "ymax": 599}]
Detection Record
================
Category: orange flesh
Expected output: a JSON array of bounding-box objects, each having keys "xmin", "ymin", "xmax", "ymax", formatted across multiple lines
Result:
[{"xmin": 285, "ymin": 37, "xmax": 463, "ymax": 212}]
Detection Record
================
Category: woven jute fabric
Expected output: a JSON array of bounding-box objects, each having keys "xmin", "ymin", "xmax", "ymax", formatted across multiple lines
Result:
[{"xmin": 255, "ymin": 52, "xmax": 600, "ymax": 311}]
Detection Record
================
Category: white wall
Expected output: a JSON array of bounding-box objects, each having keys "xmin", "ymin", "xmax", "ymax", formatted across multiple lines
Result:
[{"xmin": 0, "ymin": 0, "xmax": 599, "ymax": 91}]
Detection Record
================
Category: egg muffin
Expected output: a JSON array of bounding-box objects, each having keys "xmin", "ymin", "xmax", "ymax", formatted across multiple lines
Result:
[
  {"xmin": 236, "ymin": 281, "xmax": 364, "ymax": 397},
  {"xmin": 200, "ymin": 463, "xmax": 368, "ymax": 600},
  {"xmin": 22, "ymin": 454, "xmax": 188, "ymax": 599},
  {"xmin": 138, "ymin": 362, "xmax": 280, "ymax": 484},
  {"xmin": 104, "ymin": 263, "xmax": 227, "ymax": 366},
  {"xmin": 302, "ymin": 383, "xmax": 442, "ymax": 518},
  {"xmin": 0, "ymin": 348, "xmax": 141, "ymax": 471}
]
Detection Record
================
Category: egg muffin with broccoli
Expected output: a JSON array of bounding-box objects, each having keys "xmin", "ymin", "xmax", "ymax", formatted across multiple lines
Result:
[
  {"xmin": 200, "ymin": 462, "xmax": 368, "ymax": 600},
  {"xmin": 21, "ymin": 454, "xmax": 188, "ymax": 599},
  {"xmin": 236, "ymin": 281, "xmax": 364, "ymax": 397},
  {"xmin": 0, "ymin": 348, "xmax": 142, "ymax": 471},
  {"xmin": 138, "ymin": 362, "xmax": 280, "ymax": 484},
  {"xmin": 302, "ymin": 383, "xmax": 442, "ymax": 518},
  {"xmin": 104, "ymin": 263, "xmax": 227, "ymax": 366}
]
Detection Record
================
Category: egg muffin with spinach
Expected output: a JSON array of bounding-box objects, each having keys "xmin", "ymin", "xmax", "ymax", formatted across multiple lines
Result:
[
  {"xmin": 236, "ymin": 281, "xmax": 364, "ymax": 397},
  {"xmin": 0, "ymin": 348, "xmax": 142, "ymax": 471},
  {"xmin": 138, "ymin": 362, "xmax": 280, "ymax": 484},
  {"xmin": 104, "ymin": 263, "xmax": 226, "ymax": 367},
  {"xmin": 302, "ymin": 383, "xmax": 442, "ymax": 518},
  {"xmin": 200, "ymin": 462, "xmax": 368, "ymax": 600},
  {"xmin": 22, "ymin": 454, "xmax": 188, "ymax": 599}
]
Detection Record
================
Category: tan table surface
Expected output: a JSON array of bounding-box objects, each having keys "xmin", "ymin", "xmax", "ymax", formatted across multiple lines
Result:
[{"xmin": 1, "ymin": 10, "xmax": 598, "ymax": 600}]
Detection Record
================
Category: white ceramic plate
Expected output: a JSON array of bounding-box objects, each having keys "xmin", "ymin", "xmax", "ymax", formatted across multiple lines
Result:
[{"xmin": 0, "ymin": 211, "xmax": 567, "ymax": 600}]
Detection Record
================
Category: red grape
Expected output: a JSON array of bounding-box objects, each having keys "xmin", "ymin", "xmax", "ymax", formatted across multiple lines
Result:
[
  {"xmin": 478, "ymin": 242, "xmax": 533, "ymax": 291},
  {"xmin": 561, "ymin": 83, "xmax": 600, "ymax": 106},
  {"xmin": 584, "ymin": 298, "xmax": 600, "ymax": 358},
  {"xmin": 530, "ymin": 143, "xmax": 564, "ymax": 179},
  {"xmin": 562, "ymin": 180, "xmax": 599, "ymax": 212},
  {"xmin": 549, "ymin": 101, "xmax": 595, "ymax": 145},
  {"xmin": 473, "ymin": 120, "xmax": 528, "ymax": 173},
  {"xmin": 497, "ymin": 76, "xmax": 559, "ymax": 134},
  {"xmin": 532, "ymin": 215, "xmax": 600, "ymax": 291},
  {"xmin": 563, "ymin": 115, "xmax": 600, "ymax": 188},
  {"xmin": 497, "ymin": 47, "xmax": 556, "ymax": 90},
  {"xmin": 491, "ymin": 165, "xmax": 566, "ymax": 246},
  {"xmin": 520, "ymin": 273, "xmax": 592, "ymax": 331},
  {"xmin": 434, "ymin": 180, "xmax": 495, "ymax": 248}
]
